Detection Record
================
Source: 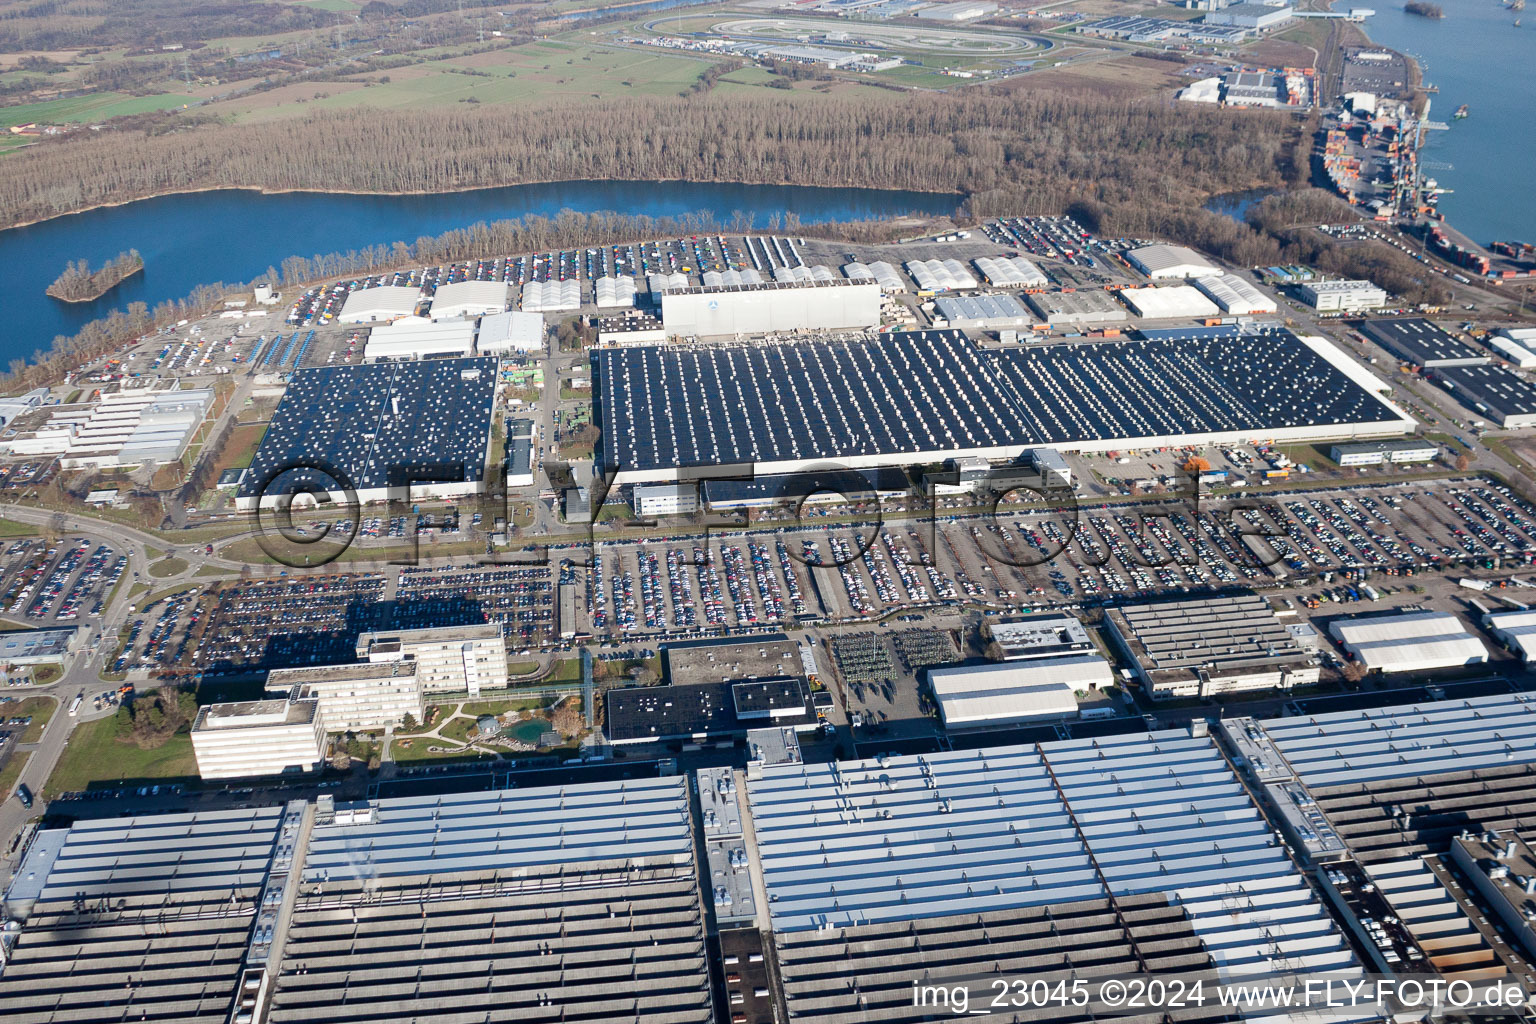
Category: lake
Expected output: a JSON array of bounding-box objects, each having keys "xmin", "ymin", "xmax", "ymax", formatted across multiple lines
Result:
[
  {"xmin": 1359, "ymin": 0, "xmax": 1536, "ymax": 246},
  {"xmin": 0, "ymin": 180, "xmax": 959, "ymax": 369}
]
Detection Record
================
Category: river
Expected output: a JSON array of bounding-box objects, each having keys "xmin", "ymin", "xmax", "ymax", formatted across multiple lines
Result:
[
  {"xmin": 1357, "ymin": 0, "xmax": 1536, "ymax": 245},
  {"xmin": 0, "ymin": 180, "xmax": 958, "ymax": 370}
]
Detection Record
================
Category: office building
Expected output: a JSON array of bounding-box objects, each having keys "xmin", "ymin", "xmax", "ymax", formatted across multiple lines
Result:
[
  {"xmin": 190, "ymin": 693, "xmax": 327, "ymax": 779},
  {"xmin": 266, "ymin": 659, "xmax": 425, "ymax": 733},
  {"xmin": 633, "ymin": 482, "xmax": 699, "ymax": 516},
  {"xmin": 1299, "ymin": 279, "xmax": 1388, "ymax": 312},
  {"xmin": 355, "ymin": 622, "xmax": 507, "ymax": 697}
]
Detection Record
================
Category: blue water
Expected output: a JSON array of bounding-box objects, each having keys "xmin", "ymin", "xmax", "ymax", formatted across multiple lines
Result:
[
  {"xmin": 0, "ymin": 180, "xmax": 958, "ymax": 368},
  {"xmin": 1359, "ymin": 0, "xmax": 1536, "ymax": 245}
]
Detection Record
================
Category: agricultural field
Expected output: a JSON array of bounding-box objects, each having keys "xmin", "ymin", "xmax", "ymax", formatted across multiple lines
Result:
[{"xmin": 0, "ymin": 91, "xmax": 196, "ymax": 129}]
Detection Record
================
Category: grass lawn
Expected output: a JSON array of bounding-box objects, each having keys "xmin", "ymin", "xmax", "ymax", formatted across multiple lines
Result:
[
  {"xmin": 438, "ymin": 716, "xmax": 481, "ymax": 744},
  {"xmin": 389, "ymin": 738, "xmax": 497, "ymax": 764},
  {"xmin": 148, "ymin": 556, "xmax": 189, "ymax": 578},
  {"xmin": 213, "ymin": 422, "xmax": 269, "ymax": 474},
  {"xmin": 11, "ymin": 695, "xmax": 58, "ymax": 742},
  {"xmin": 29, "ymin": 663, "xmax": 62, "ymax": 686},
  {"xmin": 507, "ymin": 660, "xmax": 540, "ymax": 676},
  {"xmin": 0, "ymin": 519, "xmax": 37, "ymax": 538},
  {"xmin": 545, "ymin": 657, "xmax": 583, "ymax": 684},
  {"xmin": 0, "ymin": 751, "xmax": 30, "ymax": 799},
  {"xmin": 0, "ymin": 91, "xmax": 196, "ymax": 129},
  {"xmin": 458, "ymin": 697, "xmax": 546, "ymax": 718},
  {"xmin": 45, "ymin": 718, "xmax": 197, "ymax": 795}
]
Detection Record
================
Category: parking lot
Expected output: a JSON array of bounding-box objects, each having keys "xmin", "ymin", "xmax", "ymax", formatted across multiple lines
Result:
[{"xmin": 0, "ymin": 537, "xmax": 124, "ymax": 626}]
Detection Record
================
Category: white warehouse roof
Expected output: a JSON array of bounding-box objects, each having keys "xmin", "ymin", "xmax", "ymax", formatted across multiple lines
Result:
[
  {"xmin": 430, "ymin": 280, "xmax": 509, "ymax": 320},
  {"xmin": 843, "ymin": 261, "xmax": 906, "ymax": 291},
  {"xmin": 364, "ymin": 318, "xmax": 476, "ymax": 362},
  {"xmin": 521, "ymin": 279, "xmax": 581, "ymax": 312},
  {"xmin": 773, "ymin": 264, "xmax": 836, "ymax": 284},
  {"xmin": 973, "ymin": 256, "xmax": 1048, "ymax": 288},
  {"xmin": 929, "ymin": 656, "xmax": 1111, "ymax": 726},
  {"xmin": 1120, "ymin": 284, "xmax": 1220, "ymax": 319},
  {"xmin": 1128, "ymin": 244, "xmax": 1223, "ymax": 279},
  {"xmin": 701, "ymin": 268, "xmax": 763, "ymax": 288},
  {"xmin": 1194, "ymin": 274, "xmax": 1277, "ymax": 315},
  {"xmin": 647, "ymin": 271, "xmax": 689, "ymax": 294},
  {"xmin": 1489, "ymin": 335, "xmax": 1536, "ymax": 368},
  {"xmin": 477, "ymin": 310, "xmax": 545, "ymax": 354},
  {"xmin": 338, "ymin": 285, "xmax": 421, "ymax": 323},
  {"xmin": 905, "ymin": 258, "xmax": 978, "ymax": 292},
  {"xmin": 1329, "ymin": 610, "xmax": 1488, "ymax": 673},
  {"xmin": 594, "ymin": 275, "xmax": 638, "ymax": 309}
]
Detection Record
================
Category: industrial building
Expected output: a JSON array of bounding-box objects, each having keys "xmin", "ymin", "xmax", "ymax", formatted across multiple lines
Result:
[
  {"xmin": 0, "ymin": 387, "xmax": 47, "ymax": 428},
  {"xmin": 660, "ymin": 279, "xmax": 880, "ymax": 337},
  {"xmin": 923, "ymin": 452, "xmax": 1070, "ymax": 495},
  {"xmin": 337, "ymin": 284, "xmax": 420, "ymax": 323},
  {"xmin": 972, "ymin": 255, "xmax": 1047, "ymax": 288},
  {"xmin": 702, "ymin": 267, "xmax": 764, "ymax": 288},
  {"xmin": 1118, "ymin": 284, "xmax": 1221, "ymax": 319},
  {"xmin": 842, "ymin": 260, "xmax": 906, "ymax": 291},
  {"xmin": 593, "ymin": 274, "xmax": 638, "ymax": 308},
  {"xmin": 1126, "ymin": 243, "xmax": 1223, "ymax": 279},
  {"xmin": 749, "ymin": 734, "xmax": 1365, "ymax": 1024},
  {"xmin": 506, "ymin": 417, "xmax": 535, "ymax": 487},
  {"xmin": 1328, "ymin": 609, "xmax": 1488, "ymax": 673},
  {"xmin": 595, "ymin": 328, "xmax": 1414, "ymax": 483},
  {"xmin": 362, "ymin": 318, "xmax": 476, "ymax": 362},
  {"xmin": 0, "ymin": 626, "xmax": 81, "ymax": 666},
  {"xmin": 596, "ymin": 310, "xmax": 667, "ymax": 346},
  {"xmin": 633, "ymin": 482, "xmax": 699, "ymax": 516},
  {"xmin": 520, "ymin": 278, "xmax": 580, "ymax": 312},
  {"xmin": 773, "ymin": 264, "xmax": 836, "ymax": 285},
  {"xmin": 1358, "ymin": 317, "xmax": 1487, "ymax": 368},
  {"xmin": 1105, "ymin": 593, "xmax": 1319, "ymax": 699},
  {"xmin": 1487, "ymin": 332, "xmax": 1536, "ymax": 368},
  {"xmin": 699, "ymin": 466, "xmax": 910, "ymax": 511},
  {"xmin": 904, "ymin": 258, "xmax": 978, "ymax": 292},
  {"xmin": 428, "ymin": 280, "xmax": 508, "ymax": 319},
  {"xmin": 1484, "ymin": 607, "xmax": 1536, "ymax": 663},
  {"xmin": 189, "ymin": 692, "xmax": 327, "ymax": 779},
  {"xmin": 354, "ymin": 622, "xmax": 507, "ymax": 697},
  {"xmin": 1449, "ymin": 831, "xmax": 1536, "ymax": 959},
  {"xmin": 266, "ymin": 658, "xmax": 425, "ymax": 734},
  {"xmin": 1329, "ymin": 438, "xmax": 1439, "ymax": 466},
  {"xmin": 932, "ymin": 293, "xmax": 1031, "ymax": 330},
  {"xmin": 928, "ymin": 655, "xmax": 1112, "ymax": 727},
  {"xmin": 986, "ymin": 614, "xmax": 1094, "ymax": 660},
  {"xmin": 475, "ymin": 309, "xmax": 545, "ymax": 355},
  {"xmin": 1193, "ymin": 274, "xmax": 1278, "ymax": 315},
  {"xmin": 236, "ymin": 358, "xmax": 496, "ymax": 510},
  {"xmin": 0, "ymin": 383, "xmax": 214, "ymax": 469},
  {"xmin": 1299, "ymin": 278, "xmax": 1388, "ymax": 312},
  {"xmin": 0, "ymin": 780, "xmax": 712, "ymax": 1024},
  {"xmin": 1024, "ymin": 288, "xmax": 1127, "ymax": 330},
  {"xmin": 646, "ymin": 271, "xmax": 689, "ymax": 295},
  {"xmin": 915, "ymin": 0, "xmax": 996, "ymax": 18},
  {"xmin": 1205, "ymin": 2, "xmax": 1294, "ymax": 28},
  {"xmin": 605, "ymin": 678, "xmax": 817, "ymax": 744},
  {"xmin": 1429, "ymin": 362, "xmax": 1536, "ymax": 428}
]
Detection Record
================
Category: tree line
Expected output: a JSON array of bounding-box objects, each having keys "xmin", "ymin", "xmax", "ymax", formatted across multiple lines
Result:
[
  {"xmin": 0, "ymin": 89, "xmax": 1297, "ymax": 230},
  {"xmin": 46, "ymin": 249, "xmax": 144, "ymax": 303}
]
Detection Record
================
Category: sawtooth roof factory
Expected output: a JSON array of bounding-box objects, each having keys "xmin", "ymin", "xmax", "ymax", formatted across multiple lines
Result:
[
  {"xmin": 594, "ymin": 328, "xmax": 1414, "ymax": 484},
  {"xmin": 237, "ymin": 357, "xmax": 496, "ymax": 509}
]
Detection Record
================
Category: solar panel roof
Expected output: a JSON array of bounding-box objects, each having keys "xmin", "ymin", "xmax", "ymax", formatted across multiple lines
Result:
[{"xmin": 238, "ymin": 357, "xmax": 496, "ymax": 499}]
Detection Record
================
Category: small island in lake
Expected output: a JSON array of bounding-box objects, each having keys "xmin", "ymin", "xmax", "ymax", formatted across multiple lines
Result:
[
  {"xmin": 1405, "ymin": 1, "xmax": 1445, "ymax": 16},
  {"xmin": 45, "ymin": 249, "xmax": 144, "ymax": 303}
]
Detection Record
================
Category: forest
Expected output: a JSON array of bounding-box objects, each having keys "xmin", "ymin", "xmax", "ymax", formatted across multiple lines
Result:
[
  {"xmin": 0, "ymin": 89, "xmax": 1298, "ymax": 229},
  {"xmin": 45, "ymin": 249, "xmax": 144, "ymax": 303}
]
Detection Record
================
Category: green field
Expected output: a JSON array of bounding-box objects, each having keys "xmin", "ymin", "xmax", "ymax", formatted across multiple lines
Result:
[
  {"xmin": 11, "ymin": 695, "xmax": 58, "ymax": 743},
  {"xmin": 45, "ymin": 717, "xmax": 197, "ymax": 795},
  {"xmin": 0, "ymin": 91, "xmax": 196, "ymax": 129},
  {"xmin": 0, "ymin": 518, "xmax": 37, "ymax": 538},
  {"xmin": 0, "ymin": 751, "xmax": 30, "ymax": 800}
]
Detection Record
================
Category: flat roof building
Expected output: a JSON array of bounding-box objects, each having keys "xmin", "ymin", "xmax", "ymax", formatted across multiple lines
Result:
[
  {"xmin": 1105, "ymin": 593, "xmax": 1318, "ymax": 699},
  {"xmin": 700, "ymin": 467, "xmax": 910, "ymax": 511},
  {"xmin": 595, "ymin": 328, "xmax": 1414, "ymax": 484},
  {"xmin": 661, "ymin": 279, "xmax": 880, "ymax": 337},
  {"xmin": 338, "ymin": 285, "xmax": 420, "ymax": 323},
  {"xmin": 1429, "ymin": 362, "xmax": 1536, "ymax": 427},
  {"xmin": 1119, "ymin": 284, "xmax": 1221, "ymax": 319},
  {"xmin": 929, "ymin": 655, "xmax": 1112, "ymax": 728},
  {"xmin": 1194, "ymin": 274, "xmax": 1278, "ymax": 315},
  {"xmin": 605, "ymin": 678, "xmax": 817, "ymax": 744},
  {"xmin": 363, "ymin": 318, "xmax": 476, "ymax": 362},
  {"xmin": 355, "ymin": 622, "xmax": 506, "ymax": 697},
  {"xmin": 190, "ymin": 693, "xmax": 326, "ymax": 779},
  {"xmin": 1299, "ymin": 279, "xmax": 1388, "ymax": 312},
  {"xmin": 475, "ymin": 309, "xmax": 544, "ymax": 354},
  {"xmin": 0, "ymin": 626, "xmax": 80, "ymax": 666},
  {"xmin": 266, "ymin": 658, "xmax": 424, "ymax": 734},
  {"xmin": 1449, "ymin": 831, "xmax": 1536, "ymax": 960},
  {"xmin": 236, "ymin": 358, "xmax": 496, "ymax": 509},
  {"xmin": 596, "ymin": 309, "xmax": 666, "ymax": 347},
  {"xmin": 1484, "ymin": 607, "xmax": 1536, "ymax": 663},
  {"xmin": 633, "ymin": 482, "xmax": 698, "ymax": 517},
  {"xmin": 1329, "ymin": 609, "xmax": 1488, "ymax": 673},
  {"xmin": 0, "ymin": 383, "xmax": 214, "ymax": 469},
  {"xmin": 986, "ymin": 614, "xmax": 1094, "ymax": 660},
  {"xmin": 1127, "ymin": 243, "xmax": 1223, "ymax": 279},
  {"xmin": 1358, "ymin": 317, "xmax": 1487, "ymax": 368},
  {"xmin": 428, "ymin": 280, "xmax": 508, "ymax": 319},
  {"xmin": 1024, "ymin": 289, "xmax": 1128, "ymax": 329},
  {"xmin": 1205, "ymin": 2, "xmax": 1293, "ymax": 28},
  {"xmin": 1330, "ymin": 438, "xmax": 1439, "ymax": 466},
  {"xmin": 933, "ymin": 293, "xmax": 1031, "ymax": 330}
]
